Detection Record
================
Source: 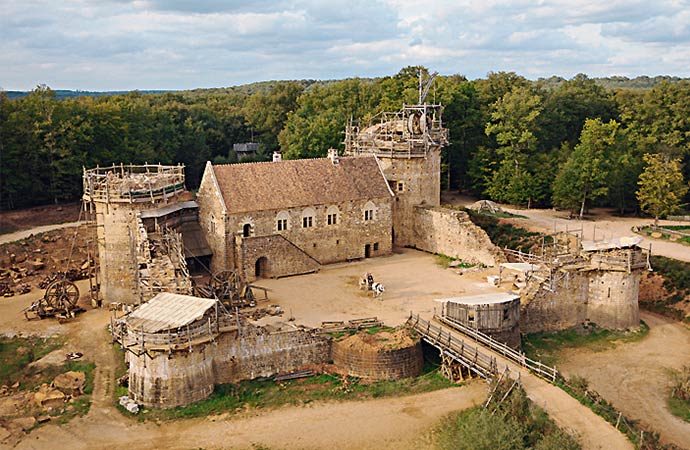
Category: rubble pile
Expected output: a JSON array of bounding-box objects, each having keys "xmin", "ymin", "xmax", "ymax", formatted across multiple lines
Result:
[{"xmin": 0, "ymin": 225, "xmax": 95, "ymax": 298}]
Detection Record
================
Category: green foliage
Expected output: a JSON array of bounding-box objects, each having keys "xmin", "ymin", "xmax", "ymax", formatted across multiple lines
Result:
[
  {"xmin": 637, "ymin": 154, "xmax": 689, "ymax": 224},
  {"xmin": 523, "ymin": 322, "xmax": 649, "ymax": 366},
  {"xmin": 552, "ymin": 119, "xmax": 622, "ymax": 217},
  {"xmin": 435, "ymin": 384, "xmax": 580, "ymax": 450},
  {"xmin": 465, "ymin": 208, "xmax": 543, "ymax": 252},
  {"xmin": 650, "ymin": 256, "xmax": 690, "ymax": 294},
  {"xmin": 3, "ymin": 70, "xmax": 690, "ymax": 213},
  {"xmin": 0, "ymin": 335, "xmax": 64, "ymax": 385}
]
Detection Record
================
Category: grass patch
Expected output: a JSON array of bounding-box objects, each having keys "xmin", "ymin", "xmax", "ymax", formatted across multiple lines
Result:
[
  {"xmin": 465, "ymin": 208, "xmax": 544, "ymax": 252},
  {"xmin": 638, "ymin": 226, "xmax": 690, "ymax": 246},
  {"xmin": 0, "ymin": 335, "xmax": 64, "ymax": 387},
  {"xmin": 434, "ymin": 254, "xmax": 476, "ymax": 269},
  {"xmin": 668, "ymin": 396, "xmax": 690, "ymax": 422},
  {"xmin": 130, "ymin": 363, "xmax": 454, "ymax": 421},
  {"xmin": 435, "ymin": 379, "xmax": 580, "ymax": 450},
  {"xmin": 51, "ymin": 360, "xmax": 96, "ymax": 424},
  {"xmin": 522, "ymin": 322, "xmax": 649, "ymax": 366},
  {"xmin": 0, "ymin": 335, "xmax": 95, "ymax": 427}
]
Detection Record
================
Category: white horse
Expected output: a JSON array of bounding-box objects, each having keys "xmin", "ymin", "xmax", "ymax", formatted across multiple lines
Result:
[{"xmin": 371, "ymin": 282, "xmax": 385, "ymax": 298}]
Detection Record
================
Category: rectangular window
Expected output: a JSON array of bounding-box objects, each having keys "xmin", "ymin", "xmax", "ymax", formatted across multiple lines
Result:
[
  {"xmin": 364, "ymin": 210, "xmax": 374, "ymax": 221},
  {"xmin": 302, "ymin": 216, "xmax": 313, "ymax": 228},
  {"xmin": 397, "ymin": 182, "xmax": 405, "ymax": 192},
  {"xmin": 373, "ymin": 242, "xmax": 379, "ymax": 251},
  {"xmin": 503, "ymin": 308, "xmax": 509, "ymax": 321},
  {"xmin": 277, "ymin": 219, "xmax": 287, "ymax": 231},
  {"xmin": 327, "ymin": 213, "xmax": 337, "ymax": 225},
  {"xmin": 468, "ymin": 311, "xmax": 475, "ymax": 323}
]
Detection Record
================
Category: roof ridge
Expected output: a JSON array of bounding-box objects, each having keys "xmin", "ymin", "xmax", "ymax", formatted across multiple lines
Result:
[{"xmin": 211, "ymin": 155, "xmax": 370, "ymax": 168}]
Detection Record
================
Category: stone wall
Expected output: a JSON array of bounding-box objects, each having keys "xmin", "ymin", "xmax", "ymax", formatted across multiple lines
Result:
[
  {"xmin": 331, "ymin": 335, "xmax": 423, "ymax": 381},
  {"xmin": 128, "ymin": 345, "xmax": 215, "ymax": 408},
  {"xmin": 520, "ymin": 269, "xmax": 641, "ymax": 334},
  {"xmin": 213, "ymin": 327, "xmax": 331, "ymax": 383},
  {"xmin": 375, "ymin": 151, "xmax": 441, "ymax": 247},
  {"xmin": 586, "ymin": 270, "xmax": 640, "ymax": 330},
  {"xmin": 226, "ymin": 196, "xmax": 393, "ymax": 280},
  {"xmin": 411, "ymin": 206, "xmax": 505, "ymax": 267},
  {"xmin": 127, "ymin": 325, "xmax": 330, "ymax": 408},
  {"xmin": 196, "ymin": 162, "xmax": 229, "ymax": 273},
  {"xmin": 239, "ymin": 234, "xmax": 320, "ymax": 281}
]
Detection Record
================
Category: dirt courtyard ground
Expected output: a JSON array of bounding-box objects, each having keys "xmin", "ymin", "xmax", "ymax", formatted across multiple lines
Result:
[{"xmin": 255, "ymin": 249, "xmax": 506, "ymax": 329}]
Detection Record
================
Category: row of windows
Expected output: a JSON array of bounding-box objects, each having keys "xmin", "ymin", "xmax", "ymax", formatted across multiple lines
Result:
[{"xmin": 239, "ymin": 203, "xmax": 378, "ymax": 236}]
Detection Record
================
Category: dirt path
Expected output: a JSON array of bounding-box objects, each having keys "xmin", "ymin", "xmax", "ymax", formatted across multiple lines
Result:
[
  {"xmin": 435, "ymin": 321, "xmax": 633, "ymax": 450},
  {"xmin": 0, "ymin": 222, "xmax": 85, "ymax": 245},
  {"xmin": 559, "ymin": 312, "xmax": 690, "ymax": 448},
  {"xmin": 15, "ymin": 381, "xmax": 486, "ymax": 450}
]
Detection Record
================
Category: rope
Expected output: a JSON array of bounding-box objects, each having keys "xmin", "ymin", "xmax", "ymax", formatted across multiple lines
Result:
[{"xmin": 60, "ymin": 201, "xmax": 86, "ymax": 281}]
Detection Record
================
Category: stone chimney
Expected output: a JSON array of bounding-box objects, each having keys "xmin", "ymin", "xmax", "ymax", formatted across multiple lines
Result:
[
  {"xmin": 327, "ymin": 148, "xmax": 339, "ymax": 165},
  {"xmin": 272, "ymin": 152, "xmax": 282, "ymax": 162}
]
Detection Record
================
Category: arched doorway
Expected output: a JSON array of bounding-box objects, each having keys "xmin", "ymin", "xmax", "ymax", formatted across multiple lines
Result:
[
  {"xmin": 255, "ymin": 257, "xmax": 269, "ymax": 278},
  {"xmin": 243, "ymin": 223, "xmax": 251, "ymax": 237}
]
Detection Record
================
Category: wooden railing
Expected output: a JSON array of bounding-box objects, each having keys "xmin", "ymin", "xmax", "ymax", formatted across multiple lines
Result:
[
  {"xmin": 436, "ymin": 314, "xmax": 559, "ymax": 383},
  {"xmin": 406, "ymin": 313, "xmax": 498, "ymax": 380}
]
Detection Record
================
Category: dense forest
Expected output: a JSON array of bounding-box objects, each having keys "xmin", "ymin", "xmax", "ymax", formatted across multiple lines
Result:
[{"xmin": 1, "ymin": 67, "xmax": 689, "ymax": 216}]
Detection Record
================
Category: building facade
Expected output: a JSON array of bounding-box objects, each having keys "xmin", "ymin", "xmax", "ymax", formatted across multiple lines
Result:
[{"xmin": 197, "ymin": 152, "xmax": 394, "ymax": 280}]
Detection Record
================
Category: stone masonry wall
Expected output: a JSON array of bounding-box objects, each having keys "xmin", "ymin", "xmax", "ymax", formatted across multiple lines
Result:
[
  {"xmin": 586, "ymin": 270, "xmax": 640, "ymax": 330},
  {"xmin": 375, "ymin": 150, "xmax": 441, "ymax": 247},
  {"xmin": 520, "ymin": 271, "xmax": 589, "ymax": 334},
  {"xmin": 240, "ymin": 235, "xmax": 320, "ymax": 281},
  {"xmin": 196, "ymin": 162, "xmax": 229, "ymax": 273},
  {"xmin": 520, "ymin": 269, "xmax": 641, "ymax": 334},
  {"xmin": 127, "ymin": 325, "xmax": 330, "ymax": 408},
  {"xmin": 331, "ymin": 339, "xmax": 423, "ymax": 381},
  {"xmin": 128, "ymin": 345, "xmax": 215, "ymax": 408},
  {"xmin": 227, "ymin": 196, "xmax": 393, "ymax": 280},
  {"xmin": 412, "ymin": 206, "xmax": 505, "ymax": 267},
  {"xmin": 213, "ymin": 327, "xmax": 331, "ymax": 383}
]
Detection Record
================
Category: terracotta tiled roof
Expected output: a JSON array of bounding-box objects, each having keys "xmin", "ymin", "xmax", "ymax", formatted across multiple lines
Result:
[{"xmin": 211, "ymin": 156, "xmax": 392, "ymax": 214}]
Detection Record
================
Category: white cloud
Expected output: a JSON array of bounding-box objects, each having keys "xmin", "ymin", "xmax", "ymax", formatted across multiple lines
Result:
[{"xmin": 0, "ymin": 0, "xmax": 689, "ymax": 90}]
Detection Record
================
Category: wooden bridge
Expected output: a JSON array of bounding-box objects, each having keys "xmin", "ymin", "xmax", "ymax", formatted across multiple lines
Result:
[{"xmin": 406, "ymin": 313, "xmax": 498, "ymax": 380}]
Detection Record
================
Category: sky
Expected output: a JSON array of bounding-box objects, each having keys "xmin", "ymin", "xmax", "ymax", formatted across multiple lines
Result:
[{"xmin": 1, "ymin": 0, "xmax": 690, "ymax": 91}]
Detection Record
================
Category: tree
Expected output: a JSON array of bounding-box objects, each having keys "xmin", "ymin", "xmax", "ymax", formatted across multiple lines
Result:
[
  {"xmin": 484, "ymin": 85, "xmax": 543, "ymax": 205},
  {"xmin": 552, "ymin": 119, "xmax": 621, "ymax": 219},
  {"xmin": 636, "ymin": 153, "xmax": 689, "ymax": 226}
]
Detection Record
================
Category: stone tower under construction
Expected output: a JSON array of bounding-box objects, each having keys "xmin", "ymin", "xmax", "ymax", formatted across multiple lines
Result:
[
  {"xmin": 82, "ymin": 164, "xmax": 192, "ymax": 304},
  {"xmin": 344, "ymin": 103, "xmax": 449, "ymax": 247}
]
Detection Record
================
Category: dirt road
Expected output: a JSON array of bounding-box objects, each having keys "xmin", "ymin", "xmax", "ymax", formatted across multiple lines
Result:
[
  {"xmin": 14, "ymin": 382, "xmax": 486, "ymax": 450},
  {"xmin": 0, "ymin": 222, "xmax": 85, "ymax": 245},
  {"xmin": 559, "ymin": 312, "xmax": 690, "ymax": 448},
  {"xmin": 434, "ymin": 322, "xmax": 633, "ymax": 450}
]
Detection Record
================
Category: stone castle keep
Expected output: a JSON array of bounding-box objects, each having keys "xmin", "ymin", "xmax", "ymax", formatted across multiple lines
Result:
[{"xmin": 92, "ymin": 98, "xmax": 646, "ymax": 408}]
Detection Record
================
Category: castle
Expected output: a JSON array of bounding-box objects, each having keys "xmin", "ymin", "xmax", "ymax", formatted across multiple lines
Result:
[{"xmin": 91, "ymin": 98, "xmax": 646, "ymax": 408}]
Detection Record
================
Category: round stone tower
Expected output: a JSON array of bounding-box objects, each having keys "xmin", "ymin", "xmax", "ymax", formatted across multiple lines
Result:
[
  {"xmin": 345, "ymin": 103, "xmax": 448, "ymax": 246},
  {"xmin": 82, "ymin": 164, "xmax": 186, "ymax": 304}
]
